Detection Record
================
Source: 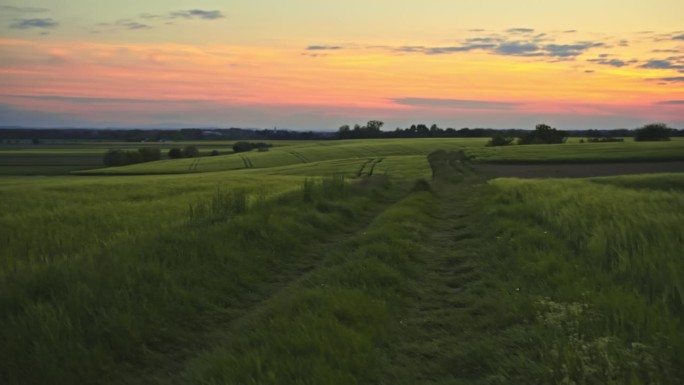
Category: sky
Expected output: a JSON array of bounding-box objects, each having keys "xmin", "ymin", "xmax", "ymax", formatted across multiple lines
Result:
[{"xmin": 0, "ymin": 0, "xmax": 683, "ymax": 130}]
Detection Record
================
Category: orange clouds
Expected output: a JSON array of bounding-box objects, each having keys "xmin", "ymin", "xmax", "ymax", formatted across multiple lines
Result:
[{"xmin": 0, "ymin": 31, "xmax": 682, "ymax": 128}]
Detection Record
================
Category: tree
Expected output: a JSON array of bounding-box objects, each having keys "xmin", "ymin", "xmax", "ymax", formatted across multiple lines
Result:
[
  {"xmin": 103, "ymin": 149, "xmax": 126, "ymax": 167},
  {"xmin": 232, "ymin": 141, "xmax": 272, "ymax": 153},
  {"xmin": 337, "ymin": 124, "xmax": 351, "ymax": 139},
  {"xmin": 183, "ymin": 146, "xmax": 200, "ymax": 158},
  {"xmin": 518, "ymin": 124, "xmax": 568, "ymax": 145},
  {"xmin": 124, "ymin": 150, "xmax": 143, "ymax": 165},
  {"xmin": 486, "ymin": 134, "xmax": 515, "ymax": 147},
  {"xmin": 634, "ymin": 123, "xmax": 672, "ymax": 142},
  {"xmin": 233, "ymin": 142, "xmax": 253, "ymax": 153},
  {"xmin": 416, "ymin": 124, "xmax": 429, "ymax": 136},
  {"xmin": 366, "ymin": 120, "xmax": 384, "ymax": 132},
  {"xmin": 138, "ymin": 147, "xmax": 161, "ymax": 162},
  {"xmin": 103, "ymin": 149, "xmax": 147, "ymax": 167},
  {"xmin": 168, "ymin": 147, "xmax": 183, "ymax": 159}
]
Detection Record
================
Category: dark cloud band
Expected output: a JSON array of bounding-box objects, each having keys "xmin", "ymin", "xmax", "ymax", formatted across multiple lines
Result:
[
  {"xmin": 655, "ymin": 76, "xmax": 684, "ymax": 82},
  {"xmin": 640, "ymin": 59, "xmax": 684, "ymax": 71}
]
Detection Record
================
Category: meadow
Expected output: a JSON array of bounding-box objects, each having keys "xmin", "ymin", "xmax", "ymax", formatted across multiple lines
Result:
[
  {"xmin": 1, "ymin": 138, "xmax": 683, "ymax": 384},
  {"xmin": 3, "ymin": 137, "xmax": 683, "ymax": 176},
  {"xmin": 477, "ymin": 174, "xmax": 684, "ymax": 383}
]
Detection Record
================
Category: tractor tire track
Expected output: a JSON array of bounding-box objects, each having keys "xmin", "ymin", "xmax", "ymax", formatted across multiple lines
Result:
[
  {"xmin": 367, "ymin": 157, "xmax": 384, "ymax": 176},
  {"xmin": 357, "ymin": 158, "xmax": 374, "ymax": 177},
  {"xmin": 187, "ymin": 158, "xmax": 201, "ymax": 172},
  {"xmin": 119, "ymin": 187, "xmax": 405, "ymax": 385},
  {"xmin": 240, "ymin": 156, "xmax": 253, "ymax": 169},
  {"xmin": 289, "ymin": 151, "xmax": 310, "ymax": 163},
  {"xmin": 382, "ymin": 150, "xmax": 490, "ymax": 384}
]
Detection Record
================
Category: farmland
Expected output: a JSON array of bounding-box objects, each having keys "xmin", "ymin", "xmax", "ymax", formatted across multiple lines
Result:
[{"xmin": 1, "ymin": 138, "xmax": 683, "ymax": 384}]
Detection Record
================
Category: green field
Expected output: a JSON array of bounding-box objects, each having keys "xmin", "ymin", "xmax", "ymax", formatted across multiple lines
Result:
[
  {"xmin": 1, "ymin": 139, "xmax": 683, "ymax": 384},
  {"xmin": 467, "ymin": 138, "xmax": 684, "ymax": 163},
  {"xmin": 3, "ymin": 137, "xmax": 683, "ymax": 176}
]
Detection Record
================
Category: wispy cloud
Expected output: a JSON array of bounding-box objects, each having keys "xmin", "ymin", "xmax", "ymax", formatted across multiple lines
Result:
[
  {"xmin": 395, "ymin": 43, "xmax": 496, "ymax": 54},
  {"xmin": 393, "ymin": 97, "xmax": 521, "ymax": 110},
  {"xmin": 2, "ymin": 6, "xmax": 48, "ymax": 13},
  {"xmin": 640, "ymin": 59, "xmax": 684, "ymax": 71},
  {"xmin": 651, "ymin": 76, "xmax": 684, "ymax": 82},
  {"xmin": 495, "ymin": 41, "xmax": 541, "ymax": 56},
  {"xmin": 306, "ymin": 45, "xmax": 343, "ymax": 51},
  {"xmin": 10, "ymin": 18, "xmax": 59, "ymax": 30},
  {"xmin": 465, "ymin": 37, "xmax": 501, "ymax": 44},
  {"xmin": 542, "ymin": 42, "xmax": 605, "ymax": 57},
  {"xmin": 506, "ymin": 28, "xmax": 535, "ymax": 33},
  {"xmin": 117, "ymin": 20, "xmax": 152, "ymax": 30},
  {"xmin": 90, "ymin": 19, "xmax": 152, "ymax": 33},
  {"xmin": 13, "ymin": 95, "xmax": 204, "ymax": 104},
  {"xmin": 396, "ymin": 39, "xmax": 603, "ymax": 58},
  {"xmin": 169, "ymin": 10, "xmax": 224, "ymax": 20},
  {"xmin": 587, "ymin": 58, "xmax": 630, "ymax": 67},
  {"xmin": 656, "ymin": 100, "xmax": 684, "ymax": 104},
  {"xmin": 672, "ymin": 34, "xmax": 684, "ymax": 40},
  {"xmin": 389, "ymin": 29, "xmax": 607, "ymax": 59},
  {"xmin": 92, "ymin": 9, "xmax": 223, "ymax": 34}
]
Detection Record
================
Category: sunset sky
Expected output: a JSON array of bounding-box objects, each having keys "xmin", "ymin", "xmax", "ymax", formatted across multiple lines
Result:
[{"xmin": 1, "ymin": 0, "xmax": 683, "ymax": 130}]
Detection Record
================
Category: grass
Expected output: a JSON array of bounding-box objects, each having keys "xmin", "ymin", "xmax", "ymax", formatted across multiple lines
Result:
[
  {"xmin": 0, "ymin": 173, "xmax": 302, "ymax": 272},
  {"xmin": 0, "ymin": 140, "xmax": 289, "ymax": 175},
  {"xmin": 181, "ymin": 184, "xmax": 437, "ymax": 384},
  {"xmin": 76, "ymin": 138, "xmax": 486, "ymax": 175},
  {"xmin": 2, "ymin": 138, "xmax": 683, "ymax": 176},
  {"xmin": 466, "ymin": 138, "xmax": 684, "ymax": 164},
  {"xmin": 477, "ymin": 174, "xmax": 684, "ymax": 383},
  {"xmin": 0, "ymin": 175, "xmax": 402, "ymax": 384},
  {"xmin": 2, "ymin": 137, "xmax": 684, "ymax": 384}
]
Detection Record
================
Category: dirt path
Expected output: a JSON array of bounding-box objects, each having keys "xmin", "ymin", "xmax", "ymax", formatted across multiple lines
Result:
[
  {"xmin": 381, "ymin": 151, "xmax": 494, "ymax": 383},
  {"xmin": 474, "ymin": 161, "xmax": 684, "ymax": 179},
  {"xmin": 382, "ymin": 185, "xmax": 484, "ymax": 383},
  {"xmin": 116, "ymin": 189, "xmax": 404, "ymax": 385}
]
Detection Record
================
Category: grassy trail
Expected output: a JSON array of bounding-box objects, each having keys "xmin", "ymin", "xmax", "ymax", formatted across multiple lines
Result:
[
  {"xmin": 382, "ymin": 188, "xmax": 483, "ymax": 383},
  {"xmin": 381, "ymin": 152, "xmax": 684, "ymax": 384},
  {"xmin": 381, "ymin": 152, "xmax": 500, "ymax": 384},
  {"xmin": 118, "ymin": 184, "xmax": 406, "ymax": 385}
]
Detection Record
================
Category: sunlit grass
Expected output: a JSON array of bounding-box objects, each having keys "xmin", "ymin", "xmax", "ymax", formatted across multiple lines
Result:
[{"xmin": 76, "ymin": 138, "xmax": 484, "ymax": 175}]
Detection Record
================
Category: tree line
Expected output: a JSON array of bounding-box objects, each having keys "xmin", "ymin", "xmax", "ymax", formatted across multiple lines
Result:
[
  {"xmin": 337, "ymin": 121, "xmax": 684, "ymax": 140},
  {"xmin": 0, "ymin": 128, "xmax": 332, "ymax": 142},
  {"xmin": 484, "ymin": 123, "xmax": 675, "ymax": 146},
  {"xmin": 2, "ymin": 122, "xmax": 682, "ymax": 144}
]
